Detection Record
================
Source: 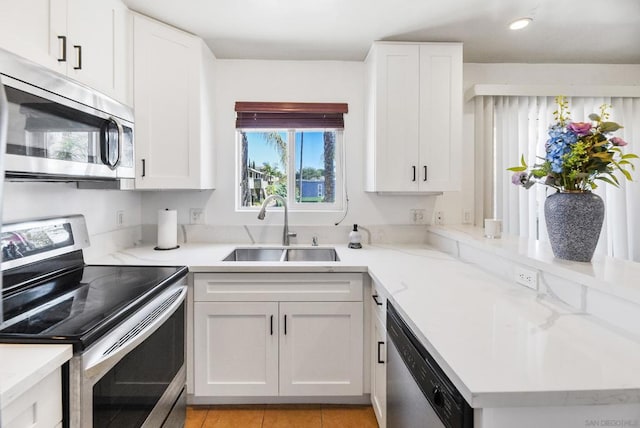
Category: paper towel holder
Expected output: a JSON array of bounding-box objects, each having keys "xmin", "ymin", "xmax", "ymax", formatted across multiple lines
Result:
[
  {"xmin": 155, "ymin": 208, "xmax": 180, "ymax": 251},
  {"xmin": 154, "ymin": 245, "xmax": 180, "ymax": 251}
]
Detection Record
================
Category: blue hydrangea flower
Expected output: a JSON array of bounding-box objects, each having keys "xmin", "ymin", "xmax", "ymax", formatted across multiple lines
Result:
[{"xmin": 545, "ymin": 126, "xmax": 578, "ymax": 173}]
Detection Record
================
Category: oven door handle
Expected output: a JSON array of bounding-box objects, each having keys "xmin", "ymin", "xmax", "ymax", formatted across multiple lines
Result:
[{"xmin": 83, "ymin": 285, "xmax": 187, "ymax": 381}]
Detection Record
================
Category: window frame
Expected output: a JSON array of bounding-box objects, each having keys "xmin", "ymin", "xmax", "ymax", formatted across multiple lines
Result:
[{"xmin": 236, "ymin": 127, "xmax": 344, "ymax": 212}]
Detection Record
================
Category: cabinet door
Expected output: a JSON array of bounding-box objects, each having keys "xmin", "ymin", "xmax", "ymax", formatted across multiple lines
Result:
[
  {"xmin": 371, "ymin": 312, "xmax": 387, "ymax": 428},
  {"xmin": 193, "ymin": 301, "xmax": 279, "ymax": 396},
  {"xmin": 133, "ymin": 15, "xmax": 203, "ymax": 189},
  {"xmin": 66, "ymin": 0, "xmax": 128, "ymax": 101},
  {"xmin": 0, "ymin": 0, "xmax": 66, "ymax": 72},
  {"xmin": 370, "ymin": 44, "xmax": 420, "ymax": 192},
  {"xmin": 279, "ymin": 301, "xmax": 363, "ymax": 396},
  {"xmin": 418, "ymin": 43, "xmax": 462, "ymax": 191},
  {"xmin": 2, "ymin": 367, "xmax": 62, "ymax": 428}
]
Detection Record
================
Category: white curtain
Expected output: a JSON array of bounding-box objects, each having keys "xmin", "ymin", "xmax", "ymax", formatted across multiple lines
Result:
[{"xmin": 491, "ymin": 96, "xmax": 640, "ymax": 262}]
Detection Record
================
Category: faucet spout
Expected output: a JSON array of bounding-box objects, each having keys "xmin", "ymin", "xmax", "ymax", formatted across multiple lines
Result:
[{"xmin": 257, "ymin": 195, "xmax": 296, "ymax": 246}]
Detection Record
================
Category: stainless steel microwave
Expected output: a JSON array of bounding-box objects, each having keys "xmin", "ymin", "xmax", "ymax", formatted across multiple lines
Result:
[{"xmin": 0, "ymin": 48, "xmax": 134, "ymax": 181}]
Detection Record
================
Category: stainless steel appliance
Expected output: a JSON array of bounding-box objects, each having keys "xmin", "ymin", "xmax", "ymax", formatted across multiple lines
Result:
[
  {"xmin": 0, "ymin": 48, "xmax": 134, "ymax": 181},
  {"xmin": 387, "ymin": 302, "xmax": 473, "ymax": 428},
  {"xmin": 0, "ymin": 215, "xmax": 188, "ymax": 428}
]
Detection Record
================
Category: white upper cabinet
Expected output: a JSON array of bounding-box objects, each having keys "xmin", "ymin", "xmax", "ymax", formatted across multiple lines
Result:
[
  {"xmin": 65, "ymin": 0, "xmax": 130, "ymax": 103},
  {"xmin": 0, "ymin": 0, "xmax": 130, "ymax": 104},
  {"xmin": 365, "ymin": 42, "xmax": 462, "ymax": 193},
  {"xmin": 133, "ymin": 14, "xmax": 216, "ymax": 190}
]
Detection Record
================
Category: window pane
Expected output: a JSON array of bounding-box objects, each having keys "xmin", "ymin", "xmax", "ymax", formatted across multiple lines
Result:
[
  {"xmin": 239, "ymin": 131, "xmax": 288, "ymax": 207},
  {"xmin": 294, "ymin": 131, "xmax": 336, "ymax": 203}
]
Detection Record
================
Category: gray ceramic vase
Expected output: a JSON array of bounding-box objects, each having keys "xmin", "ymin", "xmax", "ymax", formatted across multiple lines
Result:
[{"xmin": 544, "ymin": 191, "xmax": 605, "ymax": 262}]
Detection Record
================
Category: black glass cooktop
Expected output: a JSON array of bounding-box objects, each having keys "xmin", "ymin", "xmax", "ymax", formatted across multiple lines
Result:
[{"xmin": 0, "ymin": 264, "xmax": 188, "ymax": 351}]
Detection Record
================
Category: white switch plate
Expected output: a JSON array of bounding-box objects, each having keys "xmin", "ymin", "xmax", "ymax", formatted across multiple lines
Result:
[
  {"xmin": 434, "ymin": 211, "xmax": 444, "ymax": 225},
  {"xmin": 190, "ymin": 208, "xmax": 205, "ymax": 225},
  {"xmin": 514, "ymin": 266, "xmax": 538, "ymax": 290},
  {"xmin": 462, "ymin": 209, "xmax": 472, "ymax": 224},
  {"xmin": 410, "ymin": 209, "xmax": 426, "ymax": 224}
]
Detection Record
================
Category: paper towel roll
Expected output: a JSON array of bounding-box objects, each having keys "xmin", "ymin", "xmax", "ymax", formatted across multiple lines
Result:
[{"xmin": 157, "ymin": 209, "xmax": 178, "ymax": 249}]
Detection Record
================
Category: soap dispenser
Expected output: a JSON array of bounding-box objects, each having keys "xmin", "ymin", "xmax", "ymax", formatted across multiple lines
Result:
[{"xmin": 348, "ymin": 224, "xmax": 362, "ymax": 249}]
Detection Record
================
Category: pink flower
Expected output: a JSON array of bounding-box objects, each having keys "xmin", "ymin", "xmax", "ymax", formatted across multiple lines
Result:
[
  {"xmin": 610, "ymin": 137, "xmax": 628, "ymax": 147},
  {"xmin": 567, "ymin": 122, "xmax": 592, "ymax": 136}
]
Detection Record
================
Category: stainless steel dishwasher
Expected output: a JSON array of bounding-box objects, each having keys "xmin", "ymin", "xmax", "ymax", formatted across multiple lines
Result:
[{"xmin": 387, "ymin": 302, "xmax": 473, "ymax": 428}]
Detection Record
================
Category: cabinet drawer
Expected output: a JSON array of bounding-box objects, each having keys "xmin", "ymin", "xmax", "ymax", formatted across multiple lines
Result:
[
  {"xmin": 370, "ymin": 280, "xmax": 388, "ymax": 323},
  {"xmin": 194, "ymin": 273, "xmax": 363, "ymax": 302}
]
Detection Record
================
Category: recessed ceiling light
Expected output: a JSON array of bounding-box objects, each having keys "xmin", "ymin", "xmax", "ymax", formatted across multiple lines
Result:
[{"xmin": 509, "ymin": 17, "xmax": 532, "ymax": 30}]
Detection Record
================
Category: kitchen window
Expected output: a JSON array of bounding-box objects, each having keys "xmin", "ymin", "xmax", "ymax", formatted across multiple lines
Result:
[{"xmin": 235, "ymin": 102, "xmax": 347, "ymax": 211}]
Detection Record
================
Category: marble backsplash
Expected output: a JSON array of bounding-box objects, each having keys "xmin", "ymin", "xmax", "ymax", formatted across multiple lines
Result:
[{"xmin": 141, "ymin": 223, "xmax": 430, "ymax": 247}]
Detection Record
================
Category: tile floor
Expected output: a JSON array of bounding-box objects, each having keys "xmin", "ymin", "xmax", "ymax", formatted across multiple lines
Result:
[{"xmin": 185, "ymin": 405, "xmax": 379, "ymax": 428}]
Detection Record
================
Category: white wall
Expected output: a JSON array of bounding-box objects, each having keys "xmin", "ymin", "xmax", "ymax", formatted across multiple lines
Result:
[
  {"xmin": 436, "ymin": 63, "xmax": 640, "ymax": 226},
  {"xmin": 141, "ymin": 59, "xmax": 437, "ymax": 228},
  {"xmin": 2, "ymin": 182, "xmax": 142, "ymax": 257}
]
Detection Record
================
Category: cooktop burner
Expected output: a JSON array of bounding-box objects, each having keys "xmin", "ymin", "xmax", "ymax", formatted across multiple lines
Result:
[{"xmin": 0, "ymin": 264, "xmax": 188, "ymax": 350}]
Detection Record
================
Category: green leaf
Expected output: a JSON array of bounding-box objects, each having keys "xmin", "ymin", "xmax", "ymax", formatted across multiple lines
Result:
[
  {"xmin": 520, "ymin": 154, "xmax": 527, "ymax": 168},
  {"xmin": 588, "ymin": 113, "xmax": 601, "ymax": 121},
  {"xmin": 507, "ymin": 166, "xmax": 527, "ymax": 172},
  {"xmin": 595, "ymin": 176, "xmax": 618, "ymax": 187},
  {"xmin": 600, "ymin": 121, "xmax": 623, "ymax": 132},
  {"xmin": 606, "ymin": 171, "xmax": 620, "ymax": 185},
  {"xmin": 622, "ymin": 153, "xmax": 639, "ymax": 159}
]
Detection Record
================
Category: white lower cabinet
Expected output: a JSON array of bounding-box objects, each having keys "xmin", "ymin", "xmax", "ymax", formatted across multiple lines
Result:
[
  {"xmin": 194, "ymin": 301, "xmax": 279, "ymax": 396},
  {"xmin": 371, "ymin": 314, "xmax": 387, "ymax": 428},
  {"xmin": 2, "ymin": 367, "xmax": 62, "ymax": 428},
  {"xmin": 193, "ymin": 273, "xmax": 364, "ymax": 399},
  {"xmin": 279, "ymin": 301, "xmax": 363, "ymax": 396},
  {"xmin": 370, "ymin": 280, "xmax": 388, "ymax": 428}
]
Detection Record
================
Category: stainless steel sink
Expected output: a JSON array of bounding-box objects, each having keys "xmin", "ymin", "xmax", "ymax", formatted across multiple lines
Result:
[
  {"xmin": 222, "ymin": 247, "xmax": 339, "ymax": 262},
  {"xmin": 222, "ymin": 248, "xmax": 285, "ymax": 262},
  {"xmin": 283, "ymin": 248, "xmax": 340, "ymax": 262}
]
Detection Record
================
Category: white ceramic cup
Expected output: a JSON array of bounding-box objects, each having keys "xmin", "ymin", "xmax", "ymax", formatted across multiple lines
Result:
[{"xmin": 484, "ymin": 218, "xmax": 502, "ymax": 239}]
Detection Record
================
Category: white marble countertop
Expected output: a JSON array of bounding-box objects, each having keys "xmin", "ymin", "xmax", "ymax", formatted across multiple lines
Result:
[
  {"xmin": 0, "ymin": 344, "xmax": 72, "ymax": 408},
  {"xmin": 428, "ymin": 225, "xmax": 640, "ymax": 305},
  {"xmin": 90, "ymin": 242, "xmax": 640, "ymax": 408}
]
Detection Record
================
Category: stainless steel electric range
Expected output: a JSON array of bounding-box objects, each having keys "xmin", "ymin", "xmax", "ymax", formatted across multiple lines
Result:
[{"xmin": 0, "ymin": 215, "xmax": 188, "ymax": 428}]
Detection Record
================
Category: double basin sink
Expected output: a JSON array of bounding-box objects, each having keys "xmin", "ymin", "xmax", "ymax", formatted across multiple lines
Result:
[{"xmin": 223, "ymin": 247, "xmax": 339, "ymax": 262}]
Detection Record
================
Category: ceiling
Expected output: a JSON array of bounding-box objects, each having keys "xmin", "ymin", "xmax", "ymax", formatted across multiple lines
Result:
[{"xmin": 123, "ymin": 0, "xmax": 640, "ymax": 63}]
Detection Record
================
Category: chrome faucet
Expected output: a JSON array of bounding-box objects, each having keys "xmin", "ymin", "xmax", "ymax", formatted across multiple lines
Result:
[{"xmin": 257, "ymin": 195, "xmax": 296, "ymax": 246}]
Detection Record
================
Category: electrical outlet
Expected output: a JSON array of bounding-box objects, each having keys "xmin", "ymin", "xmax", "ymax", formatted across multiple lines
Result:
[
  {"xmin": 514, "ymin": 266, "xmax": 538, "ymax": 290},
  {"xmin": 190, "ymin": 208, "xmax": 205, "ymax": 225},
  {"xmin": 434, "ymin": 211, "xmax": 444, "ymax": 225},
  {"xmin": 410, "ymin": 209, "xmax": 426, "ymax": 224},
  {"xmin": 462, "ymin": 209, "xmax": 472, "ymax": 224},
  {"xmin": 116, "ymin": 210, "xmax": 124, "ymax": 228}
]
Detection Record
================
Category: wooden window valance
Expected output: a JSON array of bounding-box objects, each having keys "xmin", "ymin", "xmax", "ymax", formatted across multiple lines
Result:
[{"xmin": 235, "ymin": 102, "xmax": 348, "ymax": 129}]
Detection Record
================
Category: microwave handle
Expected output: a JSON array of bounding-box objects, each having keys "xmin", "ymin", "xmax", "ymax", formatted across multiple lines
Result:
[{"xmin": 101, "ymin": 117, "xmax": 124, "ymax": 170}]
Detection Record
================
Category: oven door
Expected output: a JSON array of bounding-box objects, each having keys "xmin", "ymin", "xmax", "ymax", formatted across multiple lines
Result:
[{"xmin": 70, "ymin": 284, "xmax": 186, "ymax": 428}]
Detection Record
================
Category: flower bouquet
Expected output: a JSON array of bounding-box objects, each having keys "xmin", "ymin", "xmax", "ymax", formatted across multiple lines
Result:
[
  {"xmin": 507, "ymin": 96, "xmax": 637, "ymax": 262},
  {"xmin": 508, "ymin": 96, "xmax": 637, "ymax": 191}
]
